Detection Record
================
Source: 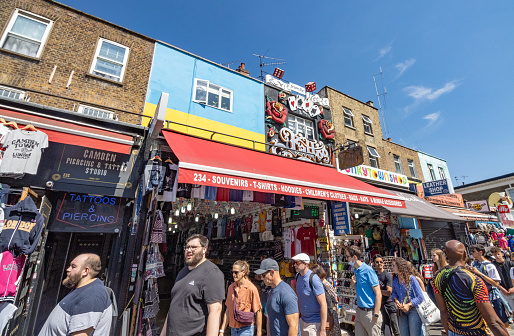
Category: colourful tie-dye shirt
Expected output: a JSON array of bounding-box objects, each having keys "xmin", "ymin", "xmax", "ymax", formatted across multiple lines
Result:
[{"xmin": 434, "ymin": 266, "xmax": 491, "ymax": 336}]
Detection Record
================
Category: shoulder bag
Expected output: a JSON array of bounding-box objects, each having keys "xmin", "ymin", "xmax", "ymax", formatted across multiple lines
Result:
[
  {"xmin": 233, "ymin": 286, "xmax": 254, "ymax": 325},
  {"xmin": 409, "ymin": 276, "xmax": 440, "ymax": 325}
]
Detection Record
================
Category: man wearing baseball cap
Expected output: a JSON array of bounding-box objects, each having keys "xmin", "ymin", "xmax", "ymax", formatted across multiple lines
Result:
[
  {"xmin": 255, "ymin": 258, "xmax": 299, "ymax": 336},
  {"xmin": 292, "ymin": 253, "xmax": 327, "ymax": 336}
]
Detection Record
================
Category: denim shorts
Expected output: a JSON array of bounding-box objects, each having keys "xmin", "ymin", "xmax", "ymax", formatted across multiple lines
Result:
[{"xmin": 231, "ymin": 324, "xmax": 254, "ymax": 336}]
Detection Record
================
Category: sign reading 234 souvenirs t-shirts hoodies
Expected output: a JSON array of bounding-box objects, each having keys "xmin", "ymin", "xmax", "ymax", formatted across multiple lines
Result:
[{"xmin": 49, "ymin": 192, "xmax": 124, "ymax": 232}]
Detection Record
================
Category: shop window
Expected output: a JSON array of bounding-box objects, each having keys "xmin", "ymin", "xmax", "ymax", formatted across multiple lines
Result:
[
  {"xmin": 362, "ymin": 115, "xmax": 373, "ymax": 135},
  {"xmin": 408, "ymin": 159, "xmax": 417, "ymax": 177},
  {"xmin": 367, "ymin": 146, "xmax": 380, "ymax": 168},
  {"xmin": 77, "ymin": 105, "xmax": 117, "ymax": 120},
  {"xmin": 438, "ymin": 167, "xmax": 446, "ymax": 180},
  {"xmin": 0, "ymin": 85, "xmax": 25, "ymax": 100},
  {"xmin": 90, "ymin": 38, "xmax": 130, "ymax": 82},
  {"xmin": 428, "ymin": 163, "xmax": 436, "ymax": 181},
  {"xmin": 393, "ymin": 154, "xmax": 402, "ymax": 174},
  {"xmin": 343, "ymin": 107, "xmax": 354, "ymax": 127},
  {"xmin": 0, "ymin": 9, "xmax": 53, "ymax": 58},
  {"xmin": 193, "ymin": 79, "xmax": 232, "ymax": 112},
  {"xmin": 287, "ymin": 114, "xmax": 315, "ymax": 140}
]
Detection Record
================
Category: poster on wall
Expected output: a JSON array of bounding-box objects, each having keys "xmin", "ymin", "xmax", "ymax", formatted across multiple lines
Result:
[
  {"xmin": 332, "ymin": 202, "xmax": 351, "ymax": 235},
  {"xmin": 49, "ymin": 192, "xmax": 125, "ymax": 233}
]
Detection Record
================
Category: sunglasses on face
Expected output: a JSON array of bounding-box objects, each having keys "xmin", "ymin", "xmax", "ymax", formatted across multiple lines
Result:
[
  {"xmin": 232, "ymin": 271, "xmax": 240, "ymax": 275},
  {"xmin": 374, "ymin": 261, "xmax": 383, "ymax": 264},
  {"xmin": 294, "ymin": 261, "xmax": 304, "ymax": 265}
]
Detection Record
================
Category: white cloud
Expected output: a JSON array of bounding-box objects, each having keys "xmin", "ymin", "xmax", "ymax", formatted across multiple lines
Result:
[
  {"xmin": 404, "ymin": 80, "xmax": 460, "ymax": 102},
  {"xmin": 395, "ymin": 58, "xmax": 415, "ymax": 76},
  {"xmin": 375, "ymin": 44, "xmax": 392, "ymax": 61},
  {"xmin": 423, "ymin": 111, "xmax": 440, "ymax": 127}
]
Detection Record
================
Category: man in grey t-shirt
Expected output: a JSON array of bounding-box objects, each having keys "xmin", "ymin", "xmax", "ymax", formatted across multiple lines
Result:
[{"xmin": 38, "ymin": 254, "xmax": 113, "ymax": 336}]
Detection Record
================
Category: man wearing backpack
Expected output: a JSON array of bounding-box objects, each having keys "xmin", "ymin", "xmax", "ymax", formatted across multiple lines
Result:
[
  {"xmin": 292, "ymin": 253, "xmax": 327, "ymax": 336},
  {"xmin": 434, "ymin": 240, "xmax": 508, "ymax": 336}
]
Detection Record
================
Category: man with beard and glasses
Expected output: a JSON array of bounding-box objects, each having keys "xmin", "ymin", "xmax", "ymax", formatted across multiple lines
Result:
[
  {"xmin": 38, "ymin": 254, "xmax": 113, "ymax": 336},
  {"xmin": 161, "ymin": 234, "xmax": 225, "ymax": 336}
]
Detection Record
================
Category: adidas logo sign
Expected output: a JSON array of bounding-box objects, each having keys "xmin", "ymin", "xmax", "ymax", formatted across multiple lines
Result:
[{"xmin": 189, "ymin": 281, "xmax": 195, "ymax": 286}]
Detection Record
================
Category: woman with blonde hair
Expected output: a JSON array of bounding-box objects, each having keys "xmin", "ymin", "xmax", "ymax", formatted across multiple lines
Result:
[
  {"xmin": 391, "ymin": 258, "xmax": 425, "ymax": 336},
  {"xmin": 428, "ymin": 249, "xmax": 447, "ymax": 309},
  {"xmin": 220, "ymin": 260, "xmax": 262, "ymax": 336}
]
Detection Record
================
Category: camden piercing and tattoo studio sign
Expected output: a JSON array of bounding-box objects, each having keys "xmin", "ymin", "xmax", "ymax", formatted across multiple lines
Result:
[{"xmin": 49, "ymin": 192, "xmax": 124, "ymax": 233}]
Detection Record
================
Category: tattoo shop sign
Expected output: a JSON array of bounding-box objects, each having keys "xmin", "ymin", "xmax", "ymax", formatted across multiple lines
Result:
[{"xmin": 49, "ymin": 192, "xmax": 124, "ymax": 233}]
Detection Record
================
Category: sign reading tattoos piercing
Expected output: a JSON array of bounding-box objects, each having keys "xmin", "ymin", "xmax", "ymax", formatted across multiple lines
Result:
[{"xmin": 49, "ymin": 192, "xmax": 125, "ymax": 233}]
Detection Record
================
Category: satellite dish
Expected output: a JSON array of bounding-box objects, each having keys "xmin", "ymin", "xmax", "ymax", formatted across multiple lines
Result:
[{"xmin": 488, "ymin": 192, "xmax": 503, "ymax": 208}]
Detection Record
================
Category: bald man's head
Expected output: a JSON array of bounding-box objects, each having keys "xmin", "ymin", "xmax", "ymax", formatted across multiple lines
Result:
[
  {"xmin": 445, "ymin": 240, "xmax": 467, "ymax": 266},
  {"xmin": 80, "ymin": 253, "xmax": 102, "ymax": 278}
]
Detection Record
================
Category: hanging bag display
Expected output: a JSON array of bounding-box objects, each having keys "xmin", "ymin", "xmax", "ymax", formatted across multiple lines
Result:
[
  {"xmin": 144, "ymin": 244, "xmax": 165, "ymax": 280},
  {"xmin": 233, "ymin": 287, "xmax": 254, "ymax": 325}
]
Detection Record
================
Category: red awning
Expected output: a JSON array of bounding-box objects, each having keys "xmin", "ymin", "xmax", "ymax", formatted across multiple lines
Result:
[
  {"xmin": 163, "ymin": 131, "xmax": 405, "ymax": 208},
  {"xmin": 0, "ymin": 108, "xmax": 133, "ymax": 154}
]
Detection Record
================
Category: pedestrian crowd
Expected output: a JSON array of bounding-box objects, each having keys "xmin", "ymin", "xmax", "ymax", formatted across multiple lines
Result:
[{"xmin": 35, "ymin": 234, "xmax": 514, "ymax": 336}]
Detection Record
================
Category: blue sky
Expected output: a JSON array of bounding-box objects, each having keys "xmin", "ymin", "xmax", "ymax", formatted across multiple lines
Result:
[{"xmin": 61, "ymin": 0, "xmax": 514, "ymax": 184}]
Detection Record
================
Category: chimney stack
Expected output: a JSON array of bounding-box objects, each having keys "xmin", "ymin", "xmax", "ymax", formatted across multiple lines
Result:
[
  {"xmin": 236, "ymin": 63, "xmax": 250, "ymax": 77},
  {"xmin": 366, "ymin": 101, "xmax": 374, "ymax": 107},
  {"xmin": 387, "ymin": 138, "xmax": 391, "ymax": 142}
]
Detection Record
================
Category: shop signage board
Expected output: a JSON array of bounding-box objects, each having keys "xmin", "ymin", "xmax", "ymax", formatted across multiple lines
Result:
[
  {"xmin": 49, "ymin": 192, "xmax": 124, "ymax": 233},
  {"xmin": 465, "ymin": 200, "xmax": 490, "ymax": 213},
  {"xmin": 424, "ymin": 193, "xmax": 465, "ymax": 208},
  {"xmin": 332, "ymin": 202, "xmax": 351, "ymax": 235},
  {"xmin": 422, "ymin": 179, "xmax": 449, "ymax": 196},
  {"xmin": 500, "ymin": 212, "xmax": 514, "ymax": 227},
  {"xmin": 498, "ymin": 205, "xmax": 510, "ymax": 213},
  {"xmin": 338, "ymin": 145, "xmax": 364, "ymax": 170},
  {"xmin": 179, "ymin": 168, "xmax": 406, "ymax": 208},
  {"xmin": 340, "ymin": 165, "xmax": 409, "ymax": 188}
]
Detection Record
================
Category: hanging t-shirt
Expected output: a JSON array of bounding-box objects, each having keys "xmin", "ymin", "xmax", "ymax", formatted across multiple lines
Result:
[
  {"xmin": 265, "ymin": 210, "xmax": 273, "ymax": 231},
  {"xmin": 272, "ymin": 209, "xmax": 282, "ymax": 236},
  {"xmin": 234, "ymin": 218, "xmax": 241, "ymax": 239},
  {"xmin": 226, "ymin": 219, "xmax": 235, "ymax": 238},
  {"xmin": 283, "ymin": 228, "xmax": 293, "ymax": 259},
  {"xmin": 254, "ymin": 192, "xmax": 266, "ymax": 203},
  {"xmin": 160, "ymin": 162, "xmax": 178, "ymax": 202},
  {"xmin": 259, "ymin": 211, "xmax": 267, "ymax": 233},
  {"xmin": 251, "ymin": 213, "xmax": 260, "ymax": 233},
  {"xmin": 221, "ymin": 217, "xmax": 227, "ymax": 238},
  {"xmin": 242, "ymin": 190, "xmax": 254, "ymax": 201},
  {"xmin": 216, "ymin": 188, "xmax": 230, "ymax": 202},
  {"xmin": 296, "ymin": 226, "xmax": 317, "ymax": 256},
  {"xmin": 0, "ymin": 129, "xmax": 48, "ymax": 175},
  {"xmin": 176, "ymin": 183, "xmax": 192, "ymax": 198},
  {"xmin": 229, "ymin": 189, "xmax": 243, "ymax": 202},
  {"xmin": 0, "ymin": 124, "xmax": 12, "ymax": 164},
  {"xmin": 191, "ymin": 185, "xmax": 206, "ymax": 199},
  {"xmin": 244, "ymin": 215, "xmax": 252, "ymax": 233},
  {"xmin": 216, "ymin": 218, "xmax": 223, "ymax": 239},
  {"xmin": 204, "ymin": 186, "xmax": 218, "ymax": 200},
  {"xmin": 293, "ymin": 227, "xmax": 302, "ymax": 255}
]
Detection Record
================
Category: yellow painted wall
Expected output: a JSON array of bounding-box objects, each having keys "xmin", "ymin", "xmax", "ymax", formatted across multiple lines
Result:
[{"xmin": 144, "ymin": 102, "xmax": 266, "ymax": 151}]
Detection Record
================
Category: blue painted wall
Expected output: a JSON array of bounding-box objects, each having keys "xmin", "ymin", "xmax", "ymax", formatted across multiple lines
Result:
[
  {"xmin": 418, "ymin": 152, "xmax": 455, "ymax": 193},
  {"xmin": 144, "ymin": 42, "xmax": 264, "ymax": 141}
]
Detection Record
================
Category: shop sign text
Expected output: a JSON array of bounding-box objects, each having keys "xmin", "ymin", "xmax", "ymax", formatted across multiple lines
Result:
[
  {"xmin": 341, "ymin": 164, "xmax": 409, "ymax": 188},
  {"xmin": 332, "ymin": 202, "xmax": 351, "ymax": 235},
  {"xmin": 465, "ymin": 200, "xmax": 490, "ymax": 213},
  {"xmin": 270, "ymin": 128, "xmax": 331, "ymax": 164},
  {"xmin": 423, "ymin": 179, "xmax": 449, "ymax": 197}
]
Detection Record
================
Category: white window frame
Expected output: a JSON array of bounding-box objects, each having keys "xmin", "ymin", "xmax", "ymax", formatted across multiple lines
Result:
[
  {"xmin": 192, "ymin": 78, "xmax": 233, "ymax": 112},
  {"xmin": 367, "ymin": 146, "xmax": 380, "ymax": 168},
  {"xmin": 287, "ymin": 114, "xmax": 315, "ymax": 140},
  {"xmin": 0, "ymin": 85, "xmax": 25, "ymax": 100},
  {"xmin": 343, "ymin": 107, "xmax": 354, "ymax": 127},
  {"xmin": 408, "ymin": 159, "xmax": 417, "ymax": 177},
  {"xmin": 0, "ymin": 9, "xmax": 53, "ymax": 58},
  {"xmin": 77, "ymin": 105, "xmax": 117, "ymax": 120},
  {"xmin": 90, "ymin": 38, "xmax": 130, "ymax": 82},
  {"xmin": 362, "ymin": 115, "xmax": 373, "ymax": 134},
  {"xmin": 428, "ymin": 163, "xmax": 436, "ymax": 181},
  {"xmin": 438, "ymin": 167, "xmax": 446, "ymax": 180},
  {"xmin": 393, "ymin": 154, "xmax": 403, "ymax": 174}
]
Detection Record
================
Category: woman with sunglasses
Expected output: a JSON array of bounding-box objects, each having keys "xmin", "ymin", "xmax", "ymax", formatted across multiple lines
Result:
[
  {"xmin": 391, "ymin": 258, "xmax": 425, "ymax": 336},
  {"xmin": 220, "ymin": 260, "xmax": 262, "ymax": 336}
]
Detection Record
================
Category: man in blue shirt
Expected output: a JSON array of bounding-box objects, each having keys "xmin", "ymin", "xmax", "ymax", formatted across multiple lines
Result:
[
  {"xmin": 292, "ymin": 253, "xmax": 327, "ymax": 336},
  {"xmin": 345, "ymin": 246, "xmax": 382, "ymax": 336},
  {"xmin": 255, "ymin": 258, "xmax": 299, "ymax": 336}
]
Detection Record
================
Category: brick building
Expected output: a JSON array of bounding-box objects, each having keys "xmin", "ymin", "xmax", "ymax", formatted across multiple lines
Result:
[
  {"xmin": 318, "ymin": 86, "xmax": 423, "ymax": 184},
  {"xmin": 0, "ymin": 0, "xmax": 155, "ymax": 124}
]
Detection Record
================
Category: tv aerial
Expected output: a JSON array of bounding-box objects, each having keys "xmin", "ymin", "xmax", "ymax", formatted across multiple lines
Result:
[
  {"xmin": 221, "ymin": 59, "xmax": 244, "ymax": 69},
  {"xmin": 253, "ymin": 54, "xmax": 286, "ymax": 81}
]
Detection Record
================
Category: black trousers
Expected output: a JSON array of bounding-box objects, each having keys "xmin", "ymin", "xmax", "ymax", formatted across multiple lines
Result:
[{"xmin": 380, "ymin": 305, "xmax": 400, "ymax": 336}]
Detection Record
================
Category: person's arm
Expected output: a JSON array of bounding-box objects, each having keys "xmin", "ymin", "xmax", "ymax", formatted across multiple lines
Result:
[
  {"xmin": 381, "ymin": 286, "xmax": 392, "ymax": 297},
  {"xmin": 416, "ymin": 277, "xmax": 426, "ymax": 292},
  {"xmin": 434, "ymin": 291, "xmax": 449, "ymax": 332},
  {"xmin": 71, "ymin": 328, "xmax": 94, "ymax": 336},
  {"xmin": 206, "ymin": 301, "xmax": 223, "ymax": 336},
  {"xmin": 160, "ymin": 315, "xmax": 168, "ymax": 336},
  {"xmin": 477, "ymin": 301, "xmax": 509, "ymax": 336},
  {"xmin": 408, "ymin": 277, "xmax": 425, "ymax": 308},
  {"xmin": 468, "ymin": 266, "xmax": 500, "ymax": 288},
  {"xmin": 316, "ymin": 293, "xmax": 327, "ymax": 334},
  {"xmin": 219, "ymin": 308, "xmax": 229, "ymax": 336},
  {"xmin": 255, "ymin": 310, "xmax": 263, "ymax": 336},
  {"xmin": 382, "ymin": 272, "xmax": 393, "ymax": 297},
  {"xmin": 285, "ymin": 313, "xmax": 299, "ymax": 336},
  {"xmin": 267, "ymin": 316, "xmax": 270, "ymax": 336},
  {"xmin": 372, "ymin": 285, "xmax": 381, "ymax": 323}
]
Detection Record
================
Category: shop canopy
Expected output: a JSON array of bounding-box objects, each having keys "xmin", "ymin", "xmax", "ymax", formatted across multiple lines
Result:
[
  {"xmin": 162, "ymin": 131, "xmax": 406, "ymax": 208},
  {"xmin": 0, "ymin": 108, "xmax": 134, "ymax": 154},
  {"xmin": 440, "ymin": 207, "xmax": 499, "ymax": 222},
  {"xmin": 380, "ymin": 190, "xmax": 464, "ymax": 221}
]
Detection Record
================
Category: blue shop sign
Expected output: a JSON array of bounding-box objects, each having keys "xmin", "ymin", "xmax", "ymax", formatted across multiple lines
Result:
[
  {"xmin": 332, "ymin": 202, "xmax": 351, "ymax": 235},
  {"xmin": 422, "ymin": 179, "xmax": 449, "ymax": 197},
  {"xmin": 49, "ymin": 192, "xmax": 125, "ymax": 233}
]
